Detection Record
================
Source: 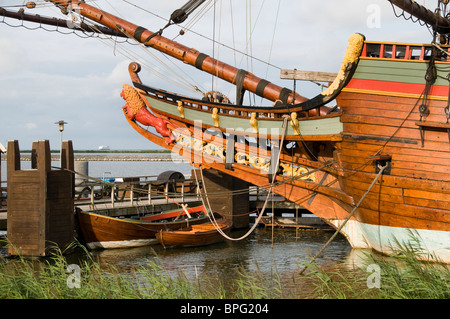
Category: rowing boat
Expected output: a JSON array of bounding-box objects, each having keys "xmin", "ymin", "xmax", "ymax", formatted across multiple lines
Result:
[
  {"xmin": 76, "ymin": 206, "xmax": 209, "ymax": 249},
  {"xmin": 156, "ymin": 219, "xmax": 232, "ymax": 248}
]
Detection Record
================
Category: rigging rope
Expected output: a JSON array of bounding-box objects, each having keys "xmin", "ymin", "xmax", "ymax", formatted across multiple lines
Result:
[
  {"xmin": 193, "ymin": 115, "xmax": 290, "ymax": 241},
  {"xmin": 120, "ymin": 0, "xmax": 282, "ymax": 71},
  {"xmin": 298, "ymin": 162, "xmax": 389, "ymax": 275}
]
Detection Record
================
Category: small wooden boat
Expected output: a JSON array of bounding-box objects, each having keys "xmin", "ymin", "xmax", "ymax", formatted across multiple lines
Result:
[
  {"xmin": 76, "ymin": 205, "xmax": 209, "ymax": 250},
  {"xmin": 156, "ymin": 219, "xmax": 232, "ymax": 248}
]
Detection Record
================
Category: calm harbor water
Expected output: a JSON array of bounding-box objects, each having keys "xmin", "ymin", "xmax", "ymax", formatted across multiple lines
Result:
[
  {"xmin": 89, "ymin": 227, "xmax": 352, "ymax": 279},
  {"xmin": 1, "ymin": 153, "xmax": 356, "ymax": 292}
]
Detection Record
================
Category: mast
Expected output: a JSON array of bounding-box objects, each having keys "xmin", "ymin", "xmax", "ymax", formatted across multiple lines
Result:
[
  {"xmin": 389, "ymin": 0, "xmax": 450, "ymax": 35},
  {"xmin": 45, "ymin": 0, "xmax": 308, "ymax": 106},
  {"xmin": 0, "ymin": 7, "xmax": 126, "ymax": 38}
]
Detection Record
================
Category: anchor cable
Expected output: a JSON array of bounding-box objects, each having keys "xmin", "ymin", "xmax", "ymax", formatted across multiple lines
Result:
[
  {"xmin": 193, "ymin": 115, "xmax": 289, "ymax": 241},
  {"xmin": 298, "ymin": 162, "xmax": 389, "ymax": 275}
]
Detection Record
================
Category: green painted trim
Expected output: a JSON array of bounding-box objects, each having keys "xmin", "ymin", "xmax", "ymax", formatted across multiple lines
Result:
[
  {"xmin": 145, "ymin": 96, "xmax": 343, "ymax": 136},
  {"xmin": 354, "ymin": 59, "xmax": 448, "ymax": 86}
]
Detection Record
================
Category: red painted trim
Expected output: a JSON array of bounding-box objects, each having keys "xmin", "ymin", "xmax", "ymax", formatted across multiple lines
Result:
[{"xmin": 345, "ymin": 78, "xmax": 448, "ymax": 97}]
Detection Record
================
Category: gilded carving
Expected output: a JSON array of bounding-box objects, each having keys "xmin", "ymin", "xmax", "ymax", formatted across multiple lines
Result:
[
  {"xmin": 121, "ymin": 84, "xmax": 146, "ymax": 115},
  {"xmin": 249, "ymin": 155, "xmax": 270, "ymax": 171},
  {"xmin": 321, "ymin": 33, "xmax": 364, "ymax": 96},
  {"xmin": 121, "ymin": 84, "xmax": 175, "ymax": 144},
  {"xmin": 235, "ymin": 152, "xmax": 249, "ymax": 165},
  {"xmin": 172, "ymin": 131, "xmax": 316, "ymax": 182},
  {"xmin": 290, "ymin": 112, "xmax": 299, "ymax": 135},
  {"xmin": 177, "ymin": 101, "xmax": 185, "ymax": 118},
  {"xmin": 191, "ymin": 138, "xmax": 206, "ymax": 152},
  {"xmin": 212, "ymin": 108, "xmax": 220, "ymax": 127},
  {"xmin": 280, "ymin": 163, "xmax": 316, "ymax": 182},
  {"xmin": 250, "ymin": 112, "xmax": 258, "ymax": 133}
]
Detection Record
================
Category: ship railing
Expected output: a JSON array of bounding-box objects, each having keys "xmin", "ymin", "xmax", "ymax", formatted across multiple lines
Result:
[{"xmin": 361, "ymin": 41, "xmax": 450, "ymax": 62}]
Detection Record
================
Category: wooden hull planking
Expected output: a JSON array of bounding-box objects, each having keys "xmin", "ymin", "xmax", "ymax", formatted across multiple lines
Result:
[{"xmin": 156, "ymin": 219, "xmax": 232, "ymax": 248}]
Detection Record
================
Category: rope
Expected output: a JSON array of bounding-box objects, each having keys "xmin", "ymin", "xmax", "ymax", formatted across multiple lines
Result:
[
  {"xmin": 193, "ymin": 166, "xmax": 273, "ymax": 241},
  {"xmin": 193, "ymin": 115, "xmax": 290, "ymax": 241},
  {"xmin": 298, "ymin": 162, "xmax": 389, "ymax": 275}
]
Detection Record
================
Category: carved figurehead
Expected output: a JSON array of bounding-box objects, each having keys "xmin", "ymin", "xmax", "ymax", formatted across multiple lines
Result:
[{"xmin": 121, "ymin": 84, "xmax": 175, "ymax": 144}]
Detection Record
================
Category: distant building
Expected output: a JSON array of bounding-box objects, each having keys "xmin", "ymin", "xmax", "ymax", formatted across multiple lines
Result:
[{"xmin": 98, "ymin": 145, "xmax": 110, "ymax": 150}]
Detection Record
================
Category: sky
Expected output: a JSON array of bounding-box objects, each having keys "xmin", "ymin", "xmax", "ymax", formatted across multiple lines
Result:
[{"xmin": 0, "ymin": 0, "xmax": 433, "ymax": 150}]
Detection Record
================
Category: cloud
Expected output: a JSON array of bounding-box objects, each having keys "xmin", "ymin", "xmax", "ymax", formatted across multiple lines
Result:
[
  {"xmin": 24, "ymin": 123, "xmax": 37, "ymax": 130},
  {"xmin": 0, "ymin": 38, "xmax": 23, "ymax": 72}
]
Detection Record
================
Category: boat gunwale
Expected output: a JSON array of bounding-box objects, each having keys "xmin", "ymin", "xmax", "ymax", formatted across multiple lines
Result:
[
  {"xmin": 78, "ymin": 210, "xmax": 207, "ymax": 226},
  {"xmin": 133, "ymin": 81, "xmax": 345, "ymax": 116}
]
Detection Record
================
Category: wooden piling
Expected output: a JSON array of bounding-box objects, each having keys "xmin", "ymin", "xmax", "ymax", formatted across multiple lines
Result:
[
  {"xmin": 200, "ymin": 168, "xmax": 250, "ymax": 229},
  {"xmin": 7, "ymin": 140, "xmax": 75, "ymax": 256}
]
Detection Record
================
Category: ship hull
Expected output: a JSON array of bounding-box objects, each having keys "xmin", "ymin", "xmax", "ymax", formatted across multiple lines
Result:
[{"xmin": 334, "ymin": 219, "xmax": 450, "ymax": 262}]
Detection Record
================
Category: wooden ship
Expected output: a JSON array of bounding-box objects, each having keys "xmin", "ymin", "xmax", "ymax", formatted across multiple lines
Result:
[{"xmin": 1, "ymin": 0, "xmax": 449, "ymax": 262}]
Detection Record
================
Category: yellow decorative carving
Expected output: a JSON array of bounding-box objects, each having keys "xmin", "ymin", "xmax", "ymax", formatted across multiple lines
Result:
[
  {"xmin": 177, "ymin": 101, "xmax": 185, "ymax": 118},
  {"xmin": 249, "ymin": 155, "xmax": 270, "ymax": 171},
  {"xmin": 250, "ymin": 112, "xmax": 258, "ymax": 133},
  {"xmin": 122, "ymin": 84, "xmax": 146, "ymax": 115},
  {"xmin": 321, "ymin": 33, "xmax": 365, "ymax": 96},
  {"xmin": 290, "ymin": 112, "xmax": 299, "ymax": 135},
  {"xmin": 215, "ymin": 146, "xmax": 226, "ymax": 161},
  {"xmin": 179, "ymin": 136, "xmax": 191, "ymax": 147},
  {"xmin": 280, "ymin": 163, "xmax": 296, "ymax": 177},
  {"xmin": 235, "ymin": 152, "xmax": 249, "ymax": 165},
  {"xmin": 212, "ymin": 108, "xmax": 220, "ymax": 127},
  {"xmin": 173, "ymin": 131, "xmax": 316, "ymax": 182},
  {"xmin": 280, "ymin": 162, "xmax": 316, "ymax": 182},
  {"xmin": 191, "ymin": 138, "xmax": 206, "ymax": 152},
  {"xmin": 203, "ymin": 143, "xmax": 216, "ymax": 156}
]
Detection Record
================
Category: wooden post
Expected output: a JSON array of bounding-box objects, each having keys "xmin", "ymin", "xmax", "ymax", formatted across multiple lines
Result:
[
  {"xmin": 91, "ymin": 187, "xmax": 95, "ymax": 210},
  {"xmin": 181, "ymin": 182, "xmax": 185, "ymax": 203},
  {"xmin": 7, "ymin": 140, "xmax": 75, "ymax": 256},
  {"xmin": 130, "ymin": 184, "xmax": 134, "ymax": 206},
  {"xmin": 165, "ymin": 182, "xmax": 169, "ymax": 203},
  {"xmin": 201, "ymin": 168, "xmax": 250, "ymax": 229},
  {"xmin": 111, "ymin": 183, "xmax": 115, "ymax": 208},
  {"xmin": 0, "ymin": 142, "xmax": 5, "ymax": 208},
  {"xmin": 148, "ymin": 183, "xmax": 152, "ymax": 205}
]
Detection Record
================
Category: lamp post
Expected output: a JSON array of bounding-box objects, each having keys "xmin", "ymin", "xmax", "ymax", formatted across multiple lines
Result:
[{"xmin": 54, "ymin": 120, "xmax": 67, "ymax": 167}]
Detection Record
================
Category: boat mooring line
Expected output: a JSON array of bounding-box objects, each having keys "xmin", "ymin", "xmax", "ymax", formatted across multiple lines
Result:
[{"xmin": 298, "ymin": 162, "xmax": 389, "ymax": 275}]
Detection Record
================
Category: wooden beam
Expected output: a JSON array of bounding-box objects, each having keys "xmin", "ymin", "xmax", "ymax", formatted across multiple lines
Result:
[{"xmin": 280, "ymin": 69, "xmax": 337, "ymax": 82}]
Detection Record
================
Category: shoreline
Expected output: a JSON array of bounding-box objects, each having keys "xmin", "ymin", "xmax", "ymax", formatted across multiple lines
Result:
[{"xmin": 3, "ymin": 154, "xmax": 186, "ymax": 162}]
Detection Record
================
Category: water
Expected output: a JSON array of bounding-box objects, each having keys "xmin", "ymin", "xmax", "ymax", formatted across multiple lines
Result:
[
  {"xmin": 84, "ymin": 160, "xmax": 192, "ymax": 179},
  {"xmin": 90, "ymin": 227, "xmax": 352, "ymax": 280},
  {"xmin": 1, "ymin": 155, "xmax": 192, "ymax": 181}
]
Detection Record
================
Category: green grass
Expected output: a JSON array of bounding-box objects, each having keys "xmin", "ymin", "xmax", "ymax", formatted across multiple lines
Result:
[
  {"xmin": 0, "ymin": 237, "xmax": 448, "ymax": 299},
  {"xmin": 301, "ymin": 235, "xmax": 450, "ymax": 299}
]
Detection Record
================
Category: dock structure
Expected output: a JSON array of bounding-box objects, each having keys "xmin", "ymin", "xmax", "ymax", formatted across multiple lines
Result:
[{"xmin": 6, "ymin": 140, "xmax": 75, "ymax": 256}]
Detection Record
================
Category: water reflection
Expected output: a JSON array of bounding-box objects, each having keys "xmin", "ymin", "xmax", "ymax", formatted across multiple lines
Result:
[{"xmin": 90, "ymin": 227, "xmax": 353, "ymax": 280}]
